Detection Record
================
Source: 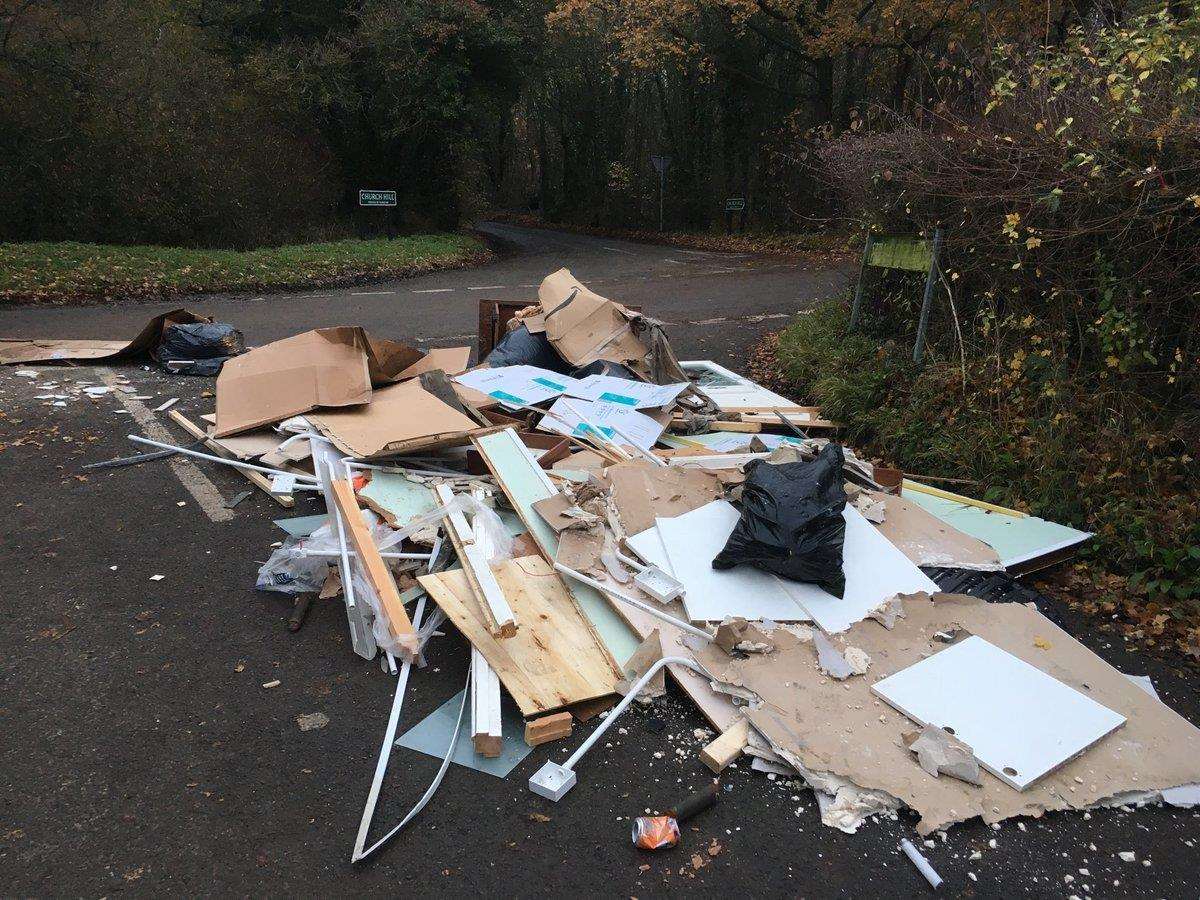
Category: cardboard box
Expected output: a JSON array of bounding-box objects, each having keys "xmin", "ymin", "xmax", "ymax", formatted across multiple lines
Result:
[{"xmin": 214, "ymin": 327, "xmax": 373, "ymax": 437}]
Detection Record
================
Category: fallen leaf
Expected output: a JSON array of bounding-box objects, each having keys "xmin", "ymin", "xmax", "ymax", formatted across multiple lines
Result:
[{"xmin": 528, "ymin": 812, "xmax": 551, "ymax": 823}]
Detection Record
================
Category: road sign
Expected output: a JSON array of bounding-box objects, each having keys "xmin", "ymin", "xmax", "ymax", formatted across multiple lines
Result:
[
  {"xmin": 650, "ymin": 155, "xmax": 671, "ymax": 174},
  {"xmin": 725, "ymin": 197, "xmax": 746, "ymax": 212},
  {"xmin": 359, "ymin": 189, "xmax": 397, "ymax": 207}
]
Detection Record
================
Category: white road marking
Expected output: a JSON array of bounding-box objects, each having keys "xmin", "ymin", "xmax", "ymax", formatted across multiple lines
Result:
[
  {"xmin": 602, "ymin": 246, "xmax": 635, "ymax": 254},
  {"xmin": 467, "ymin": 285, "xmax": 506, "ymax": 290},
  {"xmin": 99, "ymin": 369, "xmax": 234, "ymax": 523},
  {"xmin": 662, "ymin": 259, "xmax": 686, "ymax": 265},
  {"xmin": 412, "ymin": 288, "xmax": 454, "ymax": 294},
  {"xmin": 351, "ymin": 290, "xmax": 396, "ymax": 296}
]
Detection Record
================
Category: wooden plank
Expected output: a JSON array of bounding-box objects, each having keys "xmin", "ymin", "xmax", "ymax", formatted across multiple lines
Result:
[
  {"xmin": 168, "ymin": 409, "xmax": 295, "ymax": 508},
  {"xmin": 329, "ymin": 479, "xmax": 416, "ymax": 652},
  {"xmin": 471, "ymin": 648, "xmax": 503, "ymax": 758},
  {"xmin": 708, "ymin": 421, "xmax": 761, "ymax": 433},
  {"xmin": 700, "ymin": 719, "xmax": 750, "ymax": 773},
  {"xmin": 434, "ymin": 484, "xmax": 517, "ymax": 638},
  {"xmin": 418, "ymin": 555, "xmax": 620, "ymax": 716},
  {"xmin": 524, "ymin": 711, "xmax": 573, "ymax": 746}
]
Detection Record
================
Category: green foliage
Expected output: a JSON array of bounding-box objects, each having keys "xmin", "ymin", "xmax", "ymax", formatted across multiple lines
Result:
[
  {"xmin": 0, "ymin": 235, "xmax": 483, "ymax": 304},
  {"xmin": 776, "ymin": 298, "xmax": 1200, "ymax": 615}
]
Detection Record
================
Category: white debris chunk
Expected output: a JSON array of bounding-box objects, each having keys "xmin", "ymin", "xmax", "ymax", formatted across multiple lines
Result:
[{"xmin": 903, "ymin": 724, "xmax": 983, "ymax": 786}]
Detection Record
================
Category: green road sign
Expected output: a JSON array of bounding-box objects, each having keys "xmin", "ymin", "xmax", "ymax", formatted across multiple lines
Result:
[
  {"xmin": 359, "ymin": 190, "xmax": 397, "ymax": 207},
  {"xmin": 725, "ymin": 197, "xmax": 746, "ymax": 212}
]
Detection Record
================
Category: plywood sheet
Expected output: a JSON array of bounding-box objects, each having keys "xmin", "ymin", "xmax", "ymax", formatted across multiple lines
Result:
[
  {"xmin": 418, "ymin": 555, "xmax": 621, "ymax": 716},
  {"xmin": 871, "ymin": 635, "xmax": 1126, "ymax": 790}
]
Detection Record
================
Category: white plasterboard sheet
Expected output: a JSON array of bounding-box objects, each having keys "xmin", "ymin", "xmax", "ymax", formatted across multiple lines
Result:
[
  {"xmin": 627, "ymin": 524, "xmax": 672, "ymax": 573},
  {"xmin": 655, "ymin": 501, "xmax": 809, "ymax": 623},
  {"xmin": 778, "ymin": 505, "xmax": 940, "ymax": 634},
  {"xmin": 871, "ymin": 635, "xmax": 1126, "ymax": 791}
]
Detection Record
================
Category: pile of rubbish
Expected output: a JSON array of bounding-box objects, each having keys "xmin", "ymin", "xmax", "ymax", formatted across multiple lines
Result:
[{"xmin": 23, "ymin": 267, "xmax": 1200, "ymax": 879}]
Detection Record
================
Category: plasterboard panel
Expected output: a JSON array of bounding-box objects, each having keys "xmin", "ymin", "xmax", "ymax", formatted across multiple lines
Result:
[
  {"xmin": 902, "ymin": 484, "xmax": 1090, "ymax": 568},
  {"xmin": 778, "ymin": 505, "xmax": 940, "ymax": 634},
  {"xmin": 655, "ymin": 501, "xmax": 809, "ymax": 622},
  {"xmin": 871, "ymin": 636, "xmax": 1126, "ymax": 791}
]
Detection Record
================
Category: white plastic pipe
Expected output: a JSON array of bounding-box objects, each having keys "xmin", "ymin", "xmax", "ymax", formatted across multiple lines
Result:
[
  {"xmin": 554, "ymin": 562, "xmax": 712, "ymax": 642},
  {"xmin": 900, "ymin": 838, "xmax": 943, "ymax": 889},
  {"xmin": 298, "ymin": 549, "xmax": 433, "ymax": 561},
  {"xmin": 126, "ymin": 434, "xmax": 320, "ymax": 484},
  {"xmin": 567, "ymin": 655, "xmax": 707, "ymax": 772}
]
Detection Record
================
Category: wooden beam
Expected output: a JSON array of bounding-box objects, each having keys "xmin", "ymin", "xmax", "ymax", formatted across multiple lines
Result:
[
  {"xmin": 471, "ymin": 648, "xmax": 503, "ymax": 757},
  {"xmin": 699, "ymin": 719, "xmax": 750, "ymax": 773},
  {"xmin": 708, "ymin": 421, "xmax": 761, "ymax": 433},
  {"xmin": 167, "ymin": 409, "xmax": 295, "ymax": 508},
  {"xmin": 524, "ymin": 711, "xmax": 573, "ymax": 746},
  {"xmin": 329, "ymin": 479, "xmax": 416, "ymax": 655},
  {"xmin": 434, "ymin": 485, "xmax": 518, "ymax": 638}
]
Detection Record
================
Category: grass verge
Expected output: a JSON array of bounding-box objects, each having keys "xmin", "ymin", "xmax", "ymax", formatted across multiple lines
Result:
[
  {"xmin": 0, "ymin": 234, "xmax": 488, "ymax": 305},
  {"xmin": 754, "ymin": 298, "xmax": 1200, "ymax": 658}
]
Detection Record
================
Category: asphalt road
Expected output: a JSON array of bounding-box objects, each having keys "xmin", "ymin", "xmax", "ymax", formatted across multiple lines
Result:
[
  {"xmin": 1, "ymin": 224, "xmax": 1198, "ymax": 897},
  {"xmin": 0, "ymin": 221, "xmax": 848, "ymax": 365}
]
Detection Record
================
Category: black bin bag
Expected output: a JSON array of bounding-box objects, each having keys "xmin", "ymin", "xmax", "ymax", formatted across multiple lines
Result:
[
  {"xmin": 157, "ymin": 323, "xmax": 245, "ymax": 376},
  {"xmin": 712, "ymin": 442, "xmax": 848, "ymax": 597}
]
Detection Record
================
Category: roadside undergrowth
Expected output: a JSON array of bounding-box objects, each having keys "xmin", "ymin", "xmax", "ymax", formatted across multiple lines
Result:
[{"xmin": 753, "ymin": 298, "xmax": 1200, "ymax": 659}]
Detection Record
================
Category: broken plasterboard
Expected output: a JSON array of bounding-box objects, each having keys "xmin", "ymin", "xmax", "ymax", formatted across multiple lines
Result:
[
  {"xmin": 689, "ymin": 592, "xmax": 1200, "ymax": 834},
  {"xmin": 871, "ymin": 491, "xmax": 1003, "ymax": 572},
  {"xmin": 872, "ymin": 635, "xmax": 1126, "ymax": 791},
  {"xmin": 358, "ymin": 472, "xmax": 438, "ymax": 529},
  {"xmin": 606, "ymin": 463, "xmax": 723, "ymax": 537},
  {"xmin": 903, "ymin": 481, "xmax": 1091, "ymax": 572}
]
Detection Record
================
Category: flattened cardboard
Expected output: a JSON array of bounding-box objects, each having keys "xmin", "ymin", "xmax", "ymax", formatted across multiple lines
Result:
[
  {"xmin": 205, "ymin": 426, "xmax": 283, "ymax": 461},
  {"xmin": 307, "ymin": 378, "xmax": 480, "ymax": 459},
  {"xmin": 214, "ymin": 327, "xmax": 372, "ymax": 437},
  {"xmin": 693, "ymin": 593, "xmax": 1200, "ymax": 834},
  {"xmin": 538, "ymin": 268, "xmax": 647, "ymax": 367},
  {"xmin": 0, "ymin": 308, "xmax": 210, "ymax": 365},
  {"xmin": 394, "ymin": 345, "xmax": 471, "ymax": 380}
]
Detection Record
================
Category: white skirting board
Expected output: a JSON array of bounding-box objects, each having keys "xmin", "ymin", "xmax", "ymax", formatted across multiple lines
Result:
[{"xmin": 871, "ymin": 635, "xmax": 1126, "ymax": 791}]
